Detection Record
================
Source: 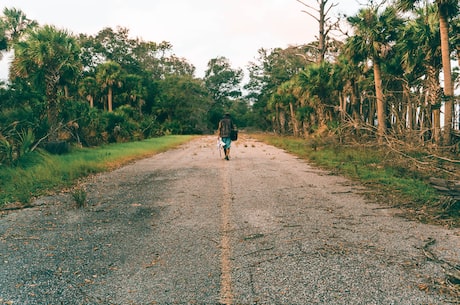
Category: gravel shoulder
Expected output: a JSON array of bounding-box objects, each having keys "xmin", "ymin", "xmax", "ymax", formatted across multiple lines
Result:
[{"xmin": 1, "ymin": 134, "xmax": 459, "ymax": 304}]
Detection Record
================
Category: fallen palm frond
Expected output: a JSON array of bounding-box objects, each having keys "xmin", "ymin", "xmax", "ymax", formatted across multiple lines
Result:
[{"xmin": 421, "ymin": 238, "xmax": 460, "ymax": 302}]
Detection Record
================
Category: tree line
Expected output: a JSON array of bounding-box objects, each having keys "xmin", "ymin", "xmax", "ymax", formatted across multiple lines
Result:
[
  {"xmin": 0, "ymin": 7, "xmax": 247, "ymax": 164},
  {"xmin": 0, "ymin": 0, "xmax": 459, "ymax": 166},
  {"xmin": 249, "ymin": 0, "xmax": 459, "ymax": 148}
]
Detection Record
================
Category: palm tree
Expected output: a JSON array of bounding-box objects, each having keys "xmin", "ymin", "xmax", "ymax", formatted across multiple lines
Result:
[
  {"xmin": 123, "ymin": 74, "xmax": 147, "ymax": 116},
  {"xmin": 298, "ymin": 61, "xmax": 336, "ymax": 129},
  {"xmin": 1, "ymin": 7, "xmax": 37, "ymax": 50},
  {"xmin": 0, "ymin": 19, "xmax": 7, "ymax": 54},
  {"xmin": 398, "ymin": 0, "xmax": 459, "ymax": 144},
  {"xmin": 269, "ymin": 80, "xmax": 299, "ymax": 135},
  {"xmin": 78, "ymin": 76, "xmax": 98, "ymax": 108},
  {"xmin": 10, "ymin": 25, "xmax": 81, "ymax": 142},
  {"xmin": 333, "ymin": 54, "xmax": 367, "ymax": 124},
  {"xmin": 96, "ymin": 61, "xmax": 123, "ymax": 112},
  {"xmin": 398, "ymin": 4, "xmax": 443, "ymax": 143},
  {"xmin": 345, "ymin": 6, "xmax": 403, "ymax": 142}
]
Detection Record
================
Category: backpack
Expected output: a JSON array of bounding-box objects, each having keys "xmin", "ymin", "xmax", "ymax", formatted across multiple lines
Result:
[{"xmin": 230, "ymin": 129, "xmax": 238, "ymax": 141}]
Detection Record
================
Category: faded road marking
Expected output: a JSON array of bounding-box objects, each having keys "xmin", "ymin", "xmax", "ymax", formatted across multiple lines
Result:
[{"xmin": 219, "ymin": 161, "xmax": 233, "ymax": 304}]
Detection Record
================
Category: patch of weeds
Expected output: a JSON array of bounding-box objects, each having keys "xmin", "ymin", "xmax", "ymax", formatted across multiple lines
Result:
[
  {"xmin": 439, "ymin": 198, "xmax": 460, "ymax": 215},
  {"xmin": 72, "ymin": 188, "xmax": 87, "ymax": 208},
  {"xmin": 15, "ymin": 191, "xmax": 32, "ymax": 205}
]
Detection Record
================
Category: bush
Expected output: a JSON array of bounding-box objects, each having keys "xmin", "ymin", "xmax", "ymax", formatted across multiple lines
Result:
[{"xmin": 44, "ymin": 141, "xmax": 71, "ymax": 155}]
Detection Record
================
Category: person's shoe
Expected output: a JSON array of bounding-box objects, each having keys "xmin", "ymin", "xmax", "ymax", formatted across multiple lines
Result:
[{"xmin": 225, "ymin": 156, "xmax": 229, "ymax": 160}]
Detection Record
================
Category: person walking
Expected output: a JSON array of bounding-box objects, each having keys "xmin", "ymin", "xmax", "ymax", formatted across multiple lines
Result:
[{"xmin": 217, "ymin": 113, "xmax": 235, "ymax": 160}]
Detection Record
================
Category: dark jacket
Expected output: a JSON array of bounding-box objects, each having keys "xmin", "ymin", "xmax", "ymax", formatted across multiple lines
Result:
[{"xmin": 218, "ymin": 116, "xmax": 234, "ymax": 138}]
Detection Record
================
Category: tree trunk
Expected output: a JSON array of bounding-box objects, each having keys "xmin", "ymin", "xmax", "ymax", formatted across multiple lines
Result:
[
  {"xmin": 273, "ymin": 103, "xmax": 281, "ymax": 134},
  {"xmin": 108, "ymin": 86, "xmax": 113, "ymax": 112},
  {"xmin": 351, "ymin": 80, "xmax": 361, "ymax": 123},
  {"xmin": 279, "ymin": 109, "xmax": 286, "ymax": 134},
  {"xmin": 87, "ymin": 95, "xmax": 94, "ymax": 108},
  {"xmin": 45, "ymin": 72, "xmax": 60, "ymax": 142},
  {"xmin": 457, "ymin": 45, "xmax": 460, "ymax": 67},
  {"xmin": 403, "ymin": 83, "xmax": 413, "ymax": 130},
  {"xmin": 139, "ymin": 99, "xmax": 145, "ymax": 117},
  {"xmin": 318, "ymin": 0, "xmax": 326, "ymax": 63},
  {"xmin": 426, "ymin": 65, "xmax": 441, "ymax": 144},
  {"xmin": 433, "ymin": 108, "xmax": 441, "ymax": 143},
  {"xmin": 338, "ymin": 92, "xmax": 344, "ymax": 121},
  {"xmin": 373, "ymin": 61, "xmax": 386, "ymax": 142},
  {"xmin": 439, "ymin": 12, "xmax": 453, "ymax": 145},
  {"xmin": 317, "ymin": 102, "xmax": 326, "ymax": 129},
  {"xmin": 289, "ymin": 102, "xmax": 299, "ymax": 137},
  {"xmin": 407, "ymin": 101, "xmax": 413, "ymax": 130}
]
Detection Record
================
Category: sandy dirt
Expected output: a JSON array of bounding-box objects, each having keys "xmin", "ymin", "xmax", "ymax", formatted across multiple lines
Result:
[{"xmin": 1, "ymin": 134, "xmax": 459, "ymax": 304}]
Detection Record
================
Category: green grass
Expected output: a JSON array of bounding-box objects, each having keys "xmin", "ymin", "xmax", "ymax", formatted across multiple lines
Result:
[
  {"xmin": 0, "ymin": 135, "xmax": 194, "ymax": 206},
  {"xmin": 253, "ymin": 134, "xmax": 457, "ymax": 225}
]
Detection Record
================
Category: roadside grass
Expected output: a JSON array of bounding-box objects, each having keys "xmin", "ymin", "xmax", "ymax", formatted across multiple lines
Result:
[
  {"xmin": 253, "ymin": 134, "xmax": 459, "ymax": 227},
  {"xmin": 0, "ymin": 135, "xmax": 195, "ymax": 206}
]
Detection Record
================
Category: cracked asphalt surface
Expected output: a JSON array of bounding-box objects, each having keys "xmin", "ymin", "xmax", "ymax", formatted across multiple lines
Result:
[{"xmin": 1, "ymin": 135, "xmax": 459, "ymax": 304}]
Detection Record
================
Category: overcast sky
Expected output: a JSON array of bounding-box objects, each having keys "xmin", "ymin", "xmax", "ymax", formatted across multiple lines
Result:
[{"xmin": 1, "ymin": 0, "xmax": 361, "ymax": 79}]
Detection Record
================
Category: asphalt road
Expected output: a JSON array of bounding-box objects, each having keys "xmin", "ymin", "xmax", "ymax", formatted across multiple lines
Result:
[{"xmin": 1, "ymin": 135, "xmax": 459, "ymax": 304}]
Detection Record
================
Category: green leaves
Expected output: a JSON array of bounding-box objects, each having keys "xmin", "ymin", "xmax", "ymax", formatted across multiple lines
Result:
[{"xmin": 0, "ymin": 127, "xmax": 36, "ymax": 166}]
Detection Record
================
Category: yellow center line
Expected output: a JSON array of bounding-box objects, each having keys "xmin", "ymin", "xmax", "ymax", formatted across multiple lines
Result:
[{"xmin": 219, "ymin": 161, "xmax": 233, "ymax": 304}]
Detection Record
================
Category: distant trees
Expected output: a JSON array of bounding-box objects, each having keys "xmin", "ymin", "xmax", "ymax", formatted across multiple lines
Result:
[
  {"xmin": 78, "ymin": 76, "xmax": 98, "ymax": 108},
  {"xmin": 156, "ymin": 75, "xmax": 212, "ymax": 134},
  {"xmin": 204, "ymin": 56, "xmax": 244, "ymax": 127},
  {"xmin": 96, "ymin": 61, "xmax": 123, "ymax": 112}
]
